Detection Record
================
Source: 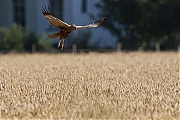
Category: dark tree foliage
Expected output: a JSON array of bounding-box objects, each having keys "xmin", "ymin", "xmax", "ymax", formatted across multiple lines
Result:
[{"xmin": 96, "ymin": 0, "xmax": 179, "ymax": 50}]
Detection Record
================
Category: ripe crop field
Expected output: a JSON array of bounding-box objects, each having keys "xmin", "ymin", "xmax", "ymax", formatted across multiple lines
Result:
[{"xmin": 0, "ymin": 52, "xmax": 179, "ymax": 119}]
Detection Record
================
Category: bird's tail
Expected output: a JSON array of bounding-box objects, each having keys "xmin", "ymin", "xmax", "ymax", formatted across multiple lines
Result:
[{"xmin": 48, "ymin": 32, "xmax": 61, "ymax": 39}]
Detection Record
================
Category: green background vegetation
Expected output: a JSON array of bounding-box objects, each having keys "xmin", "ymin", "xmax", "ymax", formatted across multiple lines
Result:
[{"xmin": 0, "ymin": 24, "xmax": 50, "ymax": 52}]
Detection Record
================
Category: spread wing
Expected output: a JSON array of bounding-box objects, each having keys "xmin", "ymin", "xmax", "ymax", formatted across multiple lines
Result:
[
  {"xmin": 76, "ymin": 17, "xmax": 106, "ymax": 29},
  {"xmin": 41, "ymin": 6, "xmax": 70, "ymax": 29}
]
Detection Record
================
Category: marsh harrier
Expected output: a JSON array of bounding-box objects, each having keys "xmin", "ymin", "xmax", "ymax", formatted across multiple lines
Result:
[{"xmin": 41, "ymin": 6, "xmax": 106, "ymax": 49}]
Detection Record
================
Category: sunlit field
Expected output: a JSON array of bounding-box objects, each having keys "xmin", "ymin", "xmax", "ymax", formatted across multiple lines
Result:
[{"xmin": 0, "ymin": 52, "xmax": 179, "ymax": 119}]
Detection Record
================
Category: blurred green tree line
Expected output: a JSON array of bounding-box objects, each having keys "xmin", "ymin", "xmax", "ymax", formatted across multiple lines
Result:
[
  {"xmin": 0, "ymin": 23, "xmax": 50, "ymax": 52},
  {"xmin": 96, "ymin": 0, "xmax": 179, "ymax": 50}
]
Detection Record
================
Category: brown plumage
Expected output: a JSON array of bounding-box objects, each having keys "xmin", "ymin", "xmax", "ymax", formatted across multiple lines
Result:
[{"xmin": 41, "ymin": 6, "xmax": 106, "ymax": 49}]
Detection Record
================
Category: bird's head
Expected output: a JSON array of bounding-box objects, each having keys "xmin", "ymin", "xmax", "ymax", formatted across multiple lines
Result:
[{"xmin": 70, "ymin": 24, "xmax": 77, "ymax": 30}]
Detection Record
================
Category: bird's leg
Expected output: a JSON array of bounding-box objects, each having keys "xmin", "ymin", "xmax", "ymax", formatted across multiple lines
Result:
[
  {"xmin": 58, "ymin": 39, "xmax": 61, "ymax": 48},
  {"xmin": 61, "ymin": 39, "xmax": 64, "ymax": 50}
]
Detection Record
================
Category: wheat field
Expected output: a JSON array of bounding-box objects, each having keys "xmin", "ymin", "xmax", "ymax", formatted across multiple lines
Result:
[{"xmin": 0, "ymin": 52, "xmax": 179, "ymax": 119}]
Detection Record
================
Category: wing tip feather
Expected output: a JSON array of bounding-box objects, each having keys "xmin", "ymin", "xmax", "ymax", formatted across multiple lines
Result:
[{"xmin": 41, "ymin": 5, "xmax": 54, "ymax": 16}]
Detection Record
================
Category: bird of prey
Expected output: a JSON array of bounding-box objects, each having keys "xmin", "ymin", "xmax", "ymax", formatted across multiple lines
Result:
[{"xmin": 41, "ymin": 6, "xmax": 106, "ymax": 49}]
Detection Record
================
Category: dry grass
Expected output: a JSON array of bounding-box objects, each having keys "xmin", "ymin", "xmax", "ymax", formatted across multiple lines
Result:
[{"xmin": 0, "ymin": 52, "xmax": 179, "ymax": 119}]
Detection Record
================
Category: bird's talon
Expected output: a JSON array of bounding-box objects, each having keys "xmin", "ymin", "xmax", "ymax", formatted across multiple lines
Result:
[{"xmin": 58, "ymin": 43, "xmax": 60, "ymax": 48}]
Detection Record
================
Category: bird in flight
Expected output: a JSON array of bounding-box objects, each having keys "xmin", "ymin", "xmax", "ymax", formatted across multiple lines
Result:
[{"xmin": 41, "ymin": 6, "xmax": 106, "ymax": 49}]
